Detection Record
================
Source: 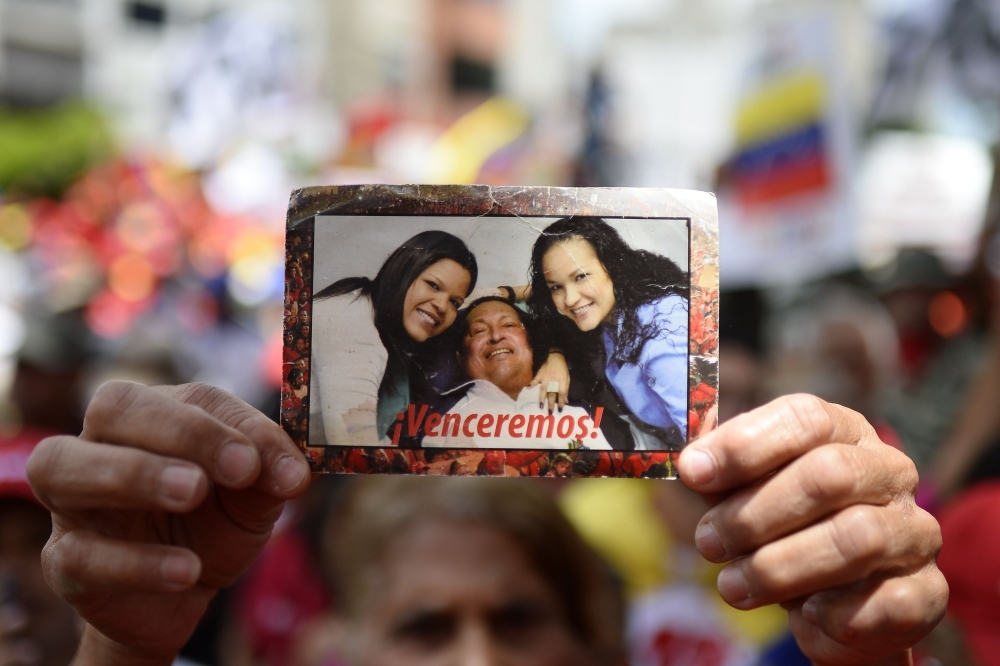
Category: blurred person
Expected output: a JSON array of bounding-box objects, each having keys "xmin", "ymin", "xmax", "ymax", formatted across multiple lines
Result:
[
  {"xmin": 926, "ymin": 347, "xmax": 1000, "ymax": 505},
  {"xmin": 875, "ymin": 251, "xmax": 955, "ymax": 383},
  {"xmin": 0, "ymin": 434, "xmax": 79, "ymax": 666},
  {"xmin": 718, "ymin": 289, "xmax": 767, "ymax": 425},
  {"xmin": 874, "ymin": 250, "xmax": 989, "ymax": 474},
  {"xmin": 718, "ymin": 343, "xmax": 763, "ymax": 425},
  {"xmin": 219, "ymin": 477, "xmax": 348, "ymax": 666},
  {"xmin": 422, "ymin": 297, "xmax": 612, "ymax": 450},
  {"xmin": 10, "ymin": 311, "xmax": 91, "ymax": 436},
  {"xmin": 25, "ymin": 381, "xmax": 945, "ymax": 665},
  {"xmin": 934, "ymin": 480, "xmax": 1000, "ymax": 665},
  {"xmin": 318, "ymin": 475, "xmax": 626, "ymax": 665},
  {"xmin": 763, "ymin": 284, "xmax": 900, "ymax": 437}
]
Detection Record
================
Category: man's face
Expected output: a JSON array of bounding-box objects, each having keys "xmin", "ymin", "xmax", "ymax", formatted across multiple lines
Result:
[
  {"xmin": 0, "ymin": 499, "xmax": 80, "ymax": 666},
  {"xmin": 461, "ymin": 302, "xmax": 534, "ymax": 395},
  {"xmin": 353, "ymin": 520, "xmax": 590, "ymax": 666}
]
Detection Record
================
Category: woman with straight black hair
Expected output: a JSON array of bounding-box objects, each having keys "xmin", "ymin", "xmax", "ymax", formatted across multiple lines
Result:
[
  {"xmin": 527, "ymin": 217, "xmax": 689, "ymax": 448},
  {"xmin": 310, "ymin": 230, "xmax": 479, "ymax": 446}
]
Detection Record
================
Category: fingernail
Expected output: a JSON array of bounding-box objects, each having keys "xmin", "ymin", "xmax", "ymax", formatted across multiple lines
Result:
[
  {"xmin": 216, "ymin": 442, "xmax": 257, "ymax": 485},
  {"xmin": 273, "ymin": 455, "xmax": 308, "ymax": 493},
  {"xmin": 160, "ymin": 465, "xmax": 202, "ymax": 505},
  {"xmin": 694, "ymin": 522, "xmax": 726, "ymax": 561},
  {"xmin": 161, "ymin": 554, "xmax": 200, "ymax": 588},
  {"xmin": 801, "ymin": 597, "xmax": 820, "ymax": 625},
  {"xmin": 718, "ymin": 564, "xmax": 751, "ymax": 607},
  {"xmin": 684, "ymin": 448, "xmax": 716, "ymax": 485}
]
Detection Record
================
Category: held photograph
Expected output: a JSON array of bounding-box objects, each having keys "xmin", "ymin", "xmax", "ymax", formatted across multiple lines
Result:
[{"xmin": 281, "ymin": 185, "xmax": 719, "ymax": 478}]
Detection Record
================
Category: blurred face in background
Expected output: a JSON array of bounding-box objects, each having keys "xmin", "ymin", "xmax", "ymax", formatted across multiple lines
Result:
[
  {"xmin": 0, "ymin": 499, "xmax": 80, "ymax": 666},
  {"xmin": 351, "ymin": 519, "xmax": 592, "ymax": 666}
]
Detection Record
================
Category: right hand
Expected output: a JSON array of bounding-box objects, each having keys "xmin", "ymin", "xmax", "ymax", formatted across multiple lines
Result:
[
  {"xmin": 679, "ymin": 395, "xmax": 947, "ymax": 664},
  {"xmin": 26, "ymin": 382, "xmax": 311, "ymax": 666},
  {"xmin": 529, "ymin": 352, "xmax": 570, "ymax": 414}
]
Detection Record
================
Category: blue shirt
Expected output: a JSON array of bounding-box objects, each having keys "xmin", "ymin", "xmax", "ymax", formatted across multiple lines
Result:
[{"xmin": 602, "ymin": 294, "xmax": 688, "ymax": 438}]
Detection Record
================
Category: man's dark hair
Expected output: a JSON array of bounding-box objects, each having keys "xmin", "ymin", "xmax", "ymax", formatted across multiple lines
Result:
[{"xmin": 330, "ymin": 477, "xmax": 626, "ymax": 663}]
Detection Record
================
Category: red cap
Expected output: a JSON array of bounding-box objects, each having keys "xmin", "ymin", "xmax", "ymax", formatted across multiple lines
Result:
[
  {"xmin": 938, "ymin": 480, "xmax": 1000, "ymax": 665},
  {"xmin": 0, "ymin": 427, "xmax": 53, "ymax": 506}
]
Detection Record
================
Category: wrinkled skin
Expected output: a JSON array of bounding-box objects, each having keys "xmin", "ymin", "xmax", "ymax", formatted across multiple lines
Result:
[
  {"xmin": 28, "ymin": 387, "xmax": 945, "ymax": 666},
  {"xmin": 347, "ymin": 520, "xmax": 597, "ymax": 666},
  {"xmin": 27, "ymin": 382, "xmax": 311, "ymax": 666},
  {"xmin": 678, "ymin": 394, "xmax": 947, "ymax": 665},
  {"xmin": 461, "ymin": 301, "xmax": 535, "ymax": 400}
]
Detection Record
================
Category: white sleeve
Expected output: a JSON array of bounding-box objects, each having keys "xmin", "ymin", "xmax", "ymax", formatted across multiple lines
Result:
[{"xmin": 310, "ymin": 294, "xmax": 389, "ymax": 447}]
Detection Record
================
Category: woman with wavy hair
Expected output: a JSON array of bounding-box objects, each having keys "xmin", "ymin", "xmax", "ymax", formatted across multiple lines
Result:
[
  {"xmin": 527, "ymin": 217, "xmax": 688, "ymax": 447},
  {"xmin": 310, "ymin": 230, "xmax": 478, "ymax": 447}
]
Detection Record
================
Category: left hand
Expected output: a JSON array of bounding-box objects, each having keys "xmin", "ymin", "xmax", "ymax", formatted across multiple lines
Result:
[
  {"xmin": 530, "ymin": 352, "xmax": 569, "ymax": 413},
  {"xmin": 27, "ymin": 382, "xmax": 312, "ymax": 666},
  {"xmin": 678, "ymin": 394, "xmax": 947, "ymax": 664}
]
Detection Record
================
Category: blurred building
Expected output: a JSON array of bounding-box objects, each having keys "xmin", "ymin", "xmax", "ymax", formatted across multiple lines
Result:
[{"xmin": 0, "ymin": 0, "xmax": 84, "ymax": 106}]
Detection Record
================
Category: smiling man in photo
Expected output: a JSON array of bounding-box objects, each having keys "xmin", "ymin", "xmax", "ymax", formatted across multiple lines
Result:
[{"xmin": 423, "ymin": 297, "xmax": 612, "ymax": 450}]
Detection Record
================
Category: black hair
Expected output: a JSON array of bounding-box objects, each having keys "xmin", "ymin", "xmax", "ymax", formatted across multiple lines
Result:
[
  {"xmin": 315, "ymin": 231, "xmax": 479, "ymax": 403},
  {"xmin": 527, "ymin": 216, "xmax": 687, "ymax": 365}
]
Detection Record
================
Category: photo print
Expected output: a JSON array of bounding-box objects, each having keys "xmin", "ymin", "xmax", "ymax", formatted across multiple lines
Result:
[{"xmin": 282, "ymin": 185, "xmax": 719, "ymax": 478}]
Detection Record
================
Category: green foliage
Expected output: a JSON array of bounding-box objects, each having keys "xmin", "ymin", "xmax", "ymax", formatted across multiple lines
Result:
[{"xmin": 0, "ymin": 102, "xmax": 114, "ymax": 198}]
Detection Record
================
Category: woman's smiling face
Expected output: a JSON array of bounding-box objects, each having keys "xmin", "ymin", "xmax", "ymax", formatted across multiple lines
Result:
[
  {"xmin": 542, "ymin": 238, "xmax": 615, "ymax": 332},
  {"xmin": 402, "ymin": 259, "xmax": 471, "ymax": 342}
]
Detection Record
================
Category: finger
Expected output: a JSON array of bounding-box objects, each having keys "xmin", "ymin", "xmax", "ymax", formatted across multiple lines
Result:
[
  {"xmin": 678, "ymin": 394, "xmax": 880, "ymax": 494},
  {"xmin": 695, "ymin": 443, "xmax": 918, "ymax": 562},
  {"xmin": 158, "ymin": 383, "xmax": 310, "ymax": 498},
  {"xmin": 43, "ymin": 529, "xmax": 203, "ymax": 602},
  {"xmin": 546, "ymin": 391, "xmax": 557, "ymax": 415},
  {"xmin": 80, "ymin": 381, "xmax": 260, "ymax": 490},
  {"xmin": 558, "ymin": 386, "xmax": 568, "ymax": 411},
  {"xmin": 27, "ymin": 437, "xmax": 208, "ymax": 515},
  {"xmin": 791, "ymin": 566, "xmax": 947, "ymax": 660},
  {"xmin": 716, "ymin": 503, "xmax": 941, "ymax": 610}
]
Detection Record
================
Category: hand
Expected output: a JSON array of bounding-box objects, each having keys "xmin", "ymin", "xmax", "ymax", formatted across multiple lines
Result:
[
  {"xmin": 26, "ymin": 382, "xmax": 311, "ymax": 666},
  {"xmin": 530, "ymin": 352, "xmax": 570, "ymax": 413},
  {"xmin": 678, "ymin": 394, "xmax": 947, "ymax": 665}
]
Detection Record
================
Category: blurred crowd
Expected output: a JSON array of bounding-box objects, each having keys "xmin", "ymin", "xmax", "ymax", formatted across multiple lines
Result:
[{"xmin": 4, "ymin": 0, "xmax": 1000, "ymax": 664}]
